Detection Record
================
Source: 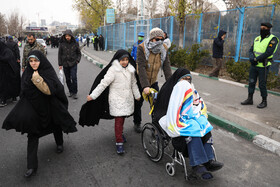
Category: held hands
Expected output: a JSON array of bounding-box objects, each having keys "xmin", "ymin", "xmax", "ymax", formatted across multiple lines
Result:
[
  {"xmin": 136, "ymin": 97, "xmax": 141, "ymax": 101},
  {"xmin": 59, "ymin": 66, "xmax": 63, "ymax": 70},
  {"xmin": 143, "ymin": 87, "xmax": 150, "ymax": 95},
  {"xmin": 87, "ymin": 95, "xmax": 93, "ymax": 101}
]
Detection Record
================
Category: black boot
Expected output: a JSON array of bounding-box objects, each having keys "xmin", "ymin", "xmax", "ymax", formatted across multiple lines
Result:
[
  {"xmin": 241, "ymin": 94, "xmax": 253, "ymax": 105},
  {"xmin": 24, "ymin": 168, "xmax": 37, "ymax": 178},
  {"xmin": 257, "ymin": 97, "xmax": 267, "ymax": 109}
]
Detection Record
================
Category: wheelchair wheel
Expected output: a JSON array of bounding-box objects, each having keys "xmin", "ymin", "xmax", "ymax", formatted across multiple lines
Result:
[
  {"xmin": 165, "ymin": 163, "xmax": 175, "ymax": 176},
  {"xmin": 141, "ymin": 123, "xmax": 164, "ymax": 162}
]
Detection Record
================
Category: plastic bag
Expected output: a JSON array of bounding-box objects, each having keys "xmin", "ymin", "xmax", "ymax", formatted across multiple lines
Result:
[{"xmin": 58, "ymin": 69, "xmax": 64, "ymax": 85}]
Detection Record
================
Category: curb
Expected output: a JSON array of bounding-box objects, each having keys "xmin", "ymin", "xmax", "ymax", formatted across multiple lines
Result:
[
  {"xmin": 171, "ymin": 66, "xmax": 280, "ymax": 97},
  {"xmin": 208, "ymin": 113, "xmax": 258, "ymax": 141},
  {"xmin": 83, "ymin": 51, "xmax": 280, "ymax": 157}
]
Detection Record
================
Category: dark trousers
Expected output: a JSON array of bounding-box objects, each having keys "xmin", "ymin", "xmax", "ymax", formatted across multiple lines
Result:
[
  {"xmin": 133, "ymin": 82, "xmax": 159, "ymax": 124},
  {"xmin": 115, "ymin": 117, "xmax": 125, "ymax": 143},
  {"xmin": 248, "ymin": 65, "xmax": 269, "ymax": 97},
  {"xmin": 210, "ymin": 58, "xmax": 223, "ymax": 77},
  {"xmin": 27, "ymin": 129, "xmax": 63, "ymax": 169},
  {"xmin": 63, "ymin": 64, "xmax": 78, "ymax": 94},
  {"xmin": 94, "ymin": 43, "xmax": 98, "ymax": 51},
  {"xmin": 87, "ymin": 42, "xmax": 89, "ymax": 47}
]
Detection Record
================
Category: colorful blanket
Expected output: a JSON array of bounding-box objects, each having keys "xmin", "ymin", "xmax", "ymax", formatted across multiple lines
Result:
[{"xmin": 159, "ymin": 80, "xmax": 213, "ymax": 138}]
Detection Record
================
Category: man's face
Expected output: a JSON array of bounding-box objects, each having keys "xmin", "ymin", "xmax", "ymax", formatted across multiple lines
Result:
[
  {"xmin": 65, "ymin": 34, "xmax": 71, "ymax": 41},
  {"xmin": 27, "ymin": 36, "xmax": 35, "ymax": 45},
  {"xmin": 151, "ymin": 36, "xmax": 164, "ymax": 42}
]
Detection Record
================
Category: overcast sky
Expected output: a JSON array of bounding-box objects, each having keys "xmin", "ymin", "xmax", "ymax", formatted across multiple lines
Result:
[{"xmin": 0, "ymin": 0, "xmax": 80, "ymax": 25}]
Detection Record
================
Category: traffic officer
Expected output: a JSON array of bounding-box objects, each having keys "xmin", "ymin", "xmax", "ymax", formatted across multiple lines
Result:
[{"xmin": 241, "ymin": 22, "xmax": 279, "ymax": 108}]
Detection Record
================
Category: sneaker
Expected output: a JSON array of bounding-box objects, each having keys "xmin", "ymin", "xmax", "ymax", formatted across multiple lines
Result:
[
  {"xmin": 116, "ymin": 143, "xmax": 124, "ymax": 155},
  {"xmin": 134, "ymin": 123, "xmax": 141, "ymax": 133},
  {"xmin": 0, "ymin": 100, "xmax": 7, "ymax": 107},
  {"xmin": 72, "ymin": 94, "xmax": 78, "ymax": 99}
]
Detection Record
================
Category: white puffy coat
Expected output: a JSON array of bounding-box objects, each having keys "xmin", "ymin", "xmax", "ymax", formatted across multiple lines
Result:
[{"xmin": 90, "ymin": 60, "xmax": 141, "ymax": 117}]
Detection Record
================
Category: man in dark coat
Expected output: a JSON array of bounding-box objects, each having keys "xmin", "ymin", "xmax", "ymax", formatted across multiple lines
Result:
[
  {"xmin": 86, "ymin": 36, "xmax": 90, "ymax": 47},
  {"xmin": 2, "ymin": 50, "xmax": 77, "ymax": 178},
  {"xmin": 6, "ymin": 36, "xmax": 20, "ymax": 64},
  {"xmin": 209, "ymin": 30, "xmax": 227, "ymax": 77},
  {"xmin": 0, "ymin": 41, "xmax": 21, "ymax": 106},
  {"xmin": 58, "ymin": 29, "xmax": 81, "ymax": 99},
  {"xmin": 99, "ymin": 34, "xmax": 104, "ymax": 51}
]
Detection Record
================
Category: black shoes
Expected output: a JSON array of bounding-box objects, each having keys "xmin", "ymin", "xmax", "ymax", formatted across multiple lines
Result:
[
  {"xmin": 204, "ymin": 159, "xmax": 224, "ymax": 172},
  {"xmin": 257, "ymin": 99, "xmax": 267, "ymax": 109},
  {"xmin": 134, "ymin": 123, "xmax": 141, "ymax": 133},
  {"xmin": 12, "ymin": 97, "xmax": 17, "ymax": 102},
  {"xmin": 56, "ymin": 145, "xmax": 64, "ymax": 154},
  {"xmin": 241, "ymin": 94, "xmax": 253, "ymax": 105},
  {"xmin": 24, "ymin": 168, "xmax": 37, "ymax": 178}
]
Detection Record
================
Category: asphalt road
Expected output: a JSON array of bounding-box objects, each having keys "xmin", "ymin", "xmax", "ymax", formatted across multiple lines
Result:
[{"xmin": 0, "ymin": 47, "xmax": 279, "ymax": 187}]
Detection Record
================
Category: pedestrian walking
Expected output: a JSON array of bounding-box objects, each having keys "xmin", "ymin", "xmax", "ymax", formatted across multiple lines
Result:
[
  {"xmin": 134, "ymin": 27, "xmax": 172, "ymax": 132},
  {"xmin": 22, "ymin": 33, "xmax": 45, "ymax": 71},
  {"xmin": 241, "ymin": 22, "xmax": 279, "ymax": 108},
  {"xmin": 0, "ymin": 41, "xmax": 21, "ymax": 106},
  {"xmin": 99, "ymin": 34, "xmax": 104, "ymax": 51},
  {"xmin": 5, "ymin": 36, "xmax": 21, "ymax": 102},
  {"xmin": 58, "ymin": 29, "xmax": 81, "ymax": 99},
  {"xmin": 131, "ymin": 32, "xmax": 145, "ymax": 60},
  {"xmin": 163, "ymin": 32, "xmax": 171, "ymax": 49},
  {"xmin": 2, "ymin": 50, "xmax": 77, "ymax": 178},
  {"xmin": 6, "ymin": 36, "xmax": 20, "ymax": 64},
  {"xmin": 209, "ymin": 30, "xmax": 226, "ymax": 77},
  {"xmin": 86, "ymin": 36, "xmax": 90, "ymax": 47},
  {"xmin": 79, "ymin": 49, "xmax": 141, "ymax": 155}
]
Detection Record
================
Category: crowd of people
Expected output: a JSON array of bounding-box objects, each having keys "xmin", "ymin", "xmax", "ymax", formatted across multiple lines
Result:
[{"xmin": 0, "ymin": 22, "xmax": 278, "ymax": 181}]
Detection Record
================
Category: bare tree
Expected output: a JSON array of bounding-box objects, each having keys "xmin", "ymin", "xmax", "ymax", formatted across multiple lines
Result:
[
  {"xmin": 0, "ymin": 13, "xmax": 7, "ymax": 36},
  {"xmin": 145, "ymin": 0, "xmax": 158, "ymax": 18},
  {"xmin": 7, "ymin": 12, "xmax": 20, "ymax": 36},
  {"xmin": 163, "ymin": 0, "xmax": 171, "ymax": 17}
]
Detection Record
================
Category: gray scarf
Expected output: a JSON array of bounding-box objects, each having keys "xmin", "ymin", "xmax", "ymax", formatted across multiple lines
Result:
[{"xmin": 144, "ymin": 39, "xmax": 167, "ymax": 67}]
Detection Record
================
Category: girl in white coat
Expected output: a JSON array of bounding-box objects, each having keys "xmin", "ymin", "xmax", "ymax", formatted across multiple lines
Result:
[{"xmin": 87, "ymin": 50, "xmax": 141, "ymax": 154}]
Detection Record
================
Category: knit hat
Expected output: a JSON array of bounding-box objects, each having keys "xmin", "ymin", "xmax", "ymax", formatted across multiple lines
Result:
[
  {"xmin": 149, "ymin": 27, "xmax": 164, "ymax": 40},
  {"xmin": 118, "ymin": 54, "xmax": 129, "ymax": 61},
  {"xmin": 261, "ymin": 22, "xmax": 273, "ymax": 29}
]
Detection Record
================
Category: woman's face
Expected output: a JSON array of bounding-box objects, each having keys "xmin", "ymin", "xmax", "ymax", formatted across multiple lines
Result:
[
  {"xmin": 120, "ymin": 57, "xmax": 129, "ymax": 67},
  {"xmin": 29, "ymin": 57, "xmax": 40, "ymax": 70}
]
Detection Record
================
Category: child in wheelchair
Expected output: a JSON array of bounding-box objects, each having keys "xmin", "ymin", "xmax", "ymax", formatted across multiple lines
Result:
[{"xmin": 153, "ymin": 68, "xmax": 223, "ymax": 180}]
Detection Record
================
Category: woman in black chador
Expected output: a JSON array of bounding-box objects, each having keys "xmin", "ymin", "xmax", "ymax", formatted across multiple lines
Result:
[
  {"xmin": 0, "ymin": 41, "xmax": 20, "ymax": 106},
  {"xmin": 2, "ymin": 50, "xmax": 77, "ymax": 178}
]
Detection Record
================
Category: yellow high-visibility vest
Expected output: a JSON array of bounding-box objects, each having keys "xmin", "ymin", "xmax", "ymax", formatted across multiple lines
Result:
[{"xmin": 253, "ymin": 34, "xmax": 279, "ymax": 67}]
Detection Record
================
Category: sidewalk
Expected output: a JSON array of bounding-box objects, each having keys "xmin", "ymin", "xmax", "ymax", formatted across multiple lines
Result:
[{"xmin": 82, "ymin": 45, "xmax": 280, "ymax": 157}]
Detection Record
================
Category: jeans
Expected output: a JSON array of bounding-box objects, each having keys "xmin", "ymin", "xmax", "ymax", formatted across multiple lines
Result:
[
  {"xmin": 248, "ymin": 65, "xmax": 269, "ymax": 97},
  {"xmin": 187, "ymin": 137, "xmax": 214, "ymax": 166},
  {"xmin": 63, "ymin": 64, "xmax": 78, "ymax": 94}
]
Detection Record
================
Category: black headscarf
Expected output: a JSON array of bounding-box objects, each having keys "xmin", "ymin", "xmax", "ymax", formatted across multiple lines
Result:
[
  {"xmin": 79, "ymin": 49, "xmax": 141, "ymax": 127},
  {"xmin": 3, "ymin": 50, "xmax": 77, "ymax": 134},
  {"xmin": 153, "ymin": 68, "xmax": 191, "ymax": 123}
]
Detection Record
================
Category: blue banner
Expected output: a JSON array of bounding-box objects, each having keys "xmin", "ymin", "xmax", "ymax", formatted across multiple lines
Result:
[{"xmin": 106, "ymin": 9, "xmax": 115, "ymax": 24}]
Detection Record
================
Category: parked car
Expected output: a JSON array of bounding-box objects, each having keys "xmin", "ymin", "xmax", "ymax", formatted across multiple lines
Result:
[{"xmin": 36, "ymin": 39, "xmax": 48, "ymax": 54}]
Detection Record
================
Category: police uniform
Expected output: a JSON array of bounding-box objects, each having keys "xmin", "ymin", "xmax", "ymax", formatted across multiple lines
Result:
[{"xmin": 241, "ymin": 23, "xmax": 279, "ymax": 108}]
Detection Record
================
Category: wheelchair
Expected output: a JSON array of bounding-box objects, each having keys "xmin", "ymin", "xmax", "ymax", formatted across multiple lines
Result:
[{"xmin": 141, "ymin": 121, "xmax": 217, "ymax": 181}]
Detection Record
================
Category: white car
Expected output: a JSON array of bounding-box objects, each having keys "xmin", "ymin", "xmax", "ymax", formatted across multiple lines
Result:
[{"xmin": 36, "ymin": 39, "xmax": 48, "ymax": 54}]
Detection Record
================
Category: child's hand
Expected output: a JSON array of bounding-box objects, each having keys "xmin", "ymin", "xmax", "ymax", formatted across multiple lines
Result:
[
  {"xmin": 87, "ymin": 95, "xmax": 93, "ymax": 101},
  {"xmin": 136, "ymin": 97, "xmax": 141, "ymax": 101}
]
